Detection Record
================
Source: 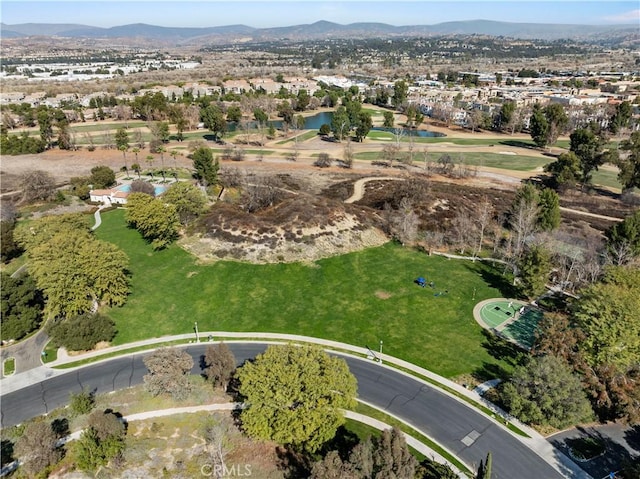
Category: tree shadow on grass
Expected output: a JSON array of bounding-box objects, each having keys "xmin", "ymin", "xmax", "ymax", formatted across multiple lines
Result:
[
  {"xmin": 465, "ymin": 262, "xmax": 519, "ymax": 299},
  {"xmin": 473, "ymin": 361, "xmax": 512, "ymax": 383},
  {"xmin": 498, "ymin": 139, "xmax": 538, "ymax": 150},
  {"xmin": 479, "ymin": 329, "xmax": 527, "ymax": 367}
]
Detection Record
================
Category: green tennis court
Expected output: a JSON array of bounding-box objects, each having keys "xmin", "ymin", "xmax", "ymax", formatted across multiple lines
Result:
[
  {"xmin": 503, "ymin": 307, "xmax": 544, "ymax": 348},
  {"xmin": 479, "ymin": 300, "xmax": 521, "ymax": 328},
  {"xmin": 478, "ymin": 299, "xmax": 544, "ymax": 349}
]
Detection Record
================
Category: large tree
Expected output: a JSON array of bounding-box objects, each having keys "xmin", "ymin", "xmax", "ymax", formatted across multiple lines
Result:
[
  {"xmin": 311, "ymin": 427, "xmax": 417, "ymax": 479},
  {"xmin": 163, "ymin": 181, "xmax": 208, "ymax": 225},
  {"xmin": 517, "ymin": 246, "xmax": 552, "ymax": 299},
  {"xmin": 76, "ymin": 410, "xmax": 126, "ymax": 471},
  {"xmin": 125, "ymin": 193, "xmax": 179, "ymax": 250},
  {"xmin": 500, "ymin": 355, "xmax": 593, "ymax": 428},
  {"xmin": 236, "ymin": 344, "xmax": 357, "ymax": 452},
  {"xmin": 46, "ymin": 313, "xmax": 116, "ymax": 351},
  {"xmin": 15, "ymin": 421, "xmax": 61, "ymax": 477},
  {"xmin": 391, "ymin": 80, "xmax": 408, "ymax": 109},
  {"xmin": 573, "ymin": 266, "xmax": 640, "ymax": 371},
  {"xmin": 90, "ymin": 165, "xmax": 116, "ymax": 189},
  {"xmin": 143, "ymin": 347, "xmax": 194, "ymax": 400},
  {"xmin": 15, "ymin": 215, "xmax": 129, "ymax": 318},
  {"xmin": 529, "ymin": 103, "xmax": 568, "ymax": 148},
  {"xmin": 544, "ymin": 152, "xmax": 582, "ymax": 189},
  {"xmin": 569, "ymin": 126, "xmax": 607, "ymax": 186},
  {"xmin": 331, "ymin": 106, "xmax": 351, "ymax": 141},
  {"xmin": 605, "ymin": 209, "xmax": 640, "ymax": 263},
  {"xmin": 201, "ymin": 104, "xmax": 227, "ymax": 140},
  {"xmin": 0, "ymin": 272, "xmax": 44, "ymax": 342},
  {"xmin": 616, "ymin": 131, "xmax": 640, "ymax": 192},
  {"xmin": 536, "ymin": 188, "xmax": 561, "ymax": 231},
  {"xmin": 354, "ymin": 111, "xmax": 373, "ymax": 142},
  {"xmin": 202, "ymin": 342, "xmax": 236, "ymax": 388},
  {"xmin": 19, "ymin": 170, "xmax": 56, "ymax": 204},
  {"xmin": 192, "ymin": 146, "xmax": 219, "ymax": 187}
]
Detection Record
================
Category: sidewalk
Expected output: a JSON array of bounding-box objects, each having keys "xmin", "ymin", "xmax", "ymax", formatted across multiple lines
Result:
[{"xmin": 1, "ymin": 331, "xmax": 590, "ymax": 479}]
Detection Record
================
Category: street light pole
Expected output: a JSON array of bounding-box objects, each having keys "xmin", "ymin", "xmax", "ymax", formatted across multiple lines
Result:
[
  {"xmin": 195, "ymin": 322, "xmax": 200, "ymax": 343},
  {"xmin": 379, "ymin": 340, "xmax": 383, "ymax": 364}
]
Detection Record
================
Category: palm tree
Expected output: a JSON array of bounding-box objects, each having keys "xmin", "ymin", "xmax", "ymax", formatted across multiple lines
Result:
[
  {"xmin": 132, "ymin": 146, "xmax": 140, "ymax": 165},
  {"xmin": 157, "ymin": 146, "xmax": 167, "ymax": 182},
  {"xmin": 145, "ymin": 155, "xmax": 155, "ymax": 180},
  {"xmin": 119, "ymin": 145, "xmax": 129, "ymax": 178},
  {"xmin": 131, "ymin": 163, "xmax": 141, "ymax": 179}
]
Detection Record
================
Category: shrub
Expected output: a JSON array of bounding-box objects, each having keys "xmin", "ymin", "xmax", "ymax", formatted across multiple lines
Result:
[
  {"xmin": 313, "ymin": 153, "xmax": 333, "ymax": 168},
  {"xmin": 46, "ymin": 313, "xmax": 116, "ymax": 351},
  {"xmin": 69, "ymin": 389, "xmax": 95, "ymax": 416}
]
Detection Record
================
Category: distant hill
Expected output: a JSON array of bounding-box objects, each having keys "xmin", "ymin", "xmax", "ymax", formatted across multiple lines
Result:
[{"xmin": 1, "ymin": 19, "xmax": 637, "ymax": 43}]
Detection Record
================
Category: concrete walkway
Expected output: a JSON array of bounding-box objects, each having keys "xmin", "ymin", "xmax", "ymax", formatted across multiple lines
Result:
[
  {"xmin": 1, "ymin": 332, "xmax": 589, "ymax": 479},
  {"xmin": 91, "ymin": 204, "xmax": 108, "ymax": 230}
]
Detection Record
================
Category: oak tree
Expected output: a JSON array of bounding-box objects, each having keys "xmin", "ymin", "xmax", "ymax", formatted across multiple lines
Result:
[
  {"xmin": 236, "ymin": 344, "xmax": 357, "ymax": 452},
  {"xmin": 143, "ymin": 347, "xmax": 194, "ymax": 400}
]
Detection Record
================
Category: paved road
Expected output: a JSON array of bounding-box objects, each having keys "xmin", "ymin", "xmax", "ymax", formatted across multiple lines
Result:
[
  {"xmin": 0, "ymin": 329, "xmax": 49, "ymax": 376},
  {"xmin": 1, "ymin": 343, "xmax": 569, "ymax": 479}
]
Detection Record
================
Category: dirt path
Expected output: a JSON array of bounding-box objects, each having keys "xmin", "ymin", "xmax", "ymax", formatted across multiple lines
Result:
[{"xmin": 344, "ymin": 176, "xmax": 403, "ymax": 203}]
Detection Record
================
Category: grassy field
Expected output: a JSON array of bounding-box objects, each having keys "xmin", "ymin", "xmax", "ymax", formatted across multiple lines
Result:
[
  {"xmin": 590, "ymin": 168, "xmax": 623, "ymax": 191},
  {"xmin": 95, "ymin": 209, "xmax": 516, "ymax": 379},
  {"xmin": 354, "ymin": 150, "xmax": 549, "ymax": 171}
]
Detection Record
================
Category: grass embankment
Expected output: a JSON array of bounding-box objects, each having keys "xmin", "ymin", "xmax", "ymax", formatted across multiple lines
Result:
[{"xmin": 96, "ymin": 209, "xmax": 515, "ymax": 379}]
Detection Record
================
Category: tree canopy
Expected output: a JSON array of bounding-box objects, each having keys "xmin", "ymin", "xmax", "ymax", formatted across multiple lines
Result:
[
  {"xmin": 236, "ymin": 344, "xmax": 357, "ymax": 452},
  {"xmin": 192, "ymin": 146, "xmax": 219, "ymax": 187},
  {"xmin": 90, "ymin": 165, "xmax": 116, "ymax": 189},
  {"xmin": 15, "ymin": 214, "xmax": 129, "ymax": 318},
  {"xmin": 500, "ymin": 355, "xmax": 593, "ymax": 428},
  {"xmin": 0, "ymin": 272, "xmax": 44, "ymax": 342},
  {"xmin": 125, "ymin": 192, "xmax": 179, "ymax": 249},
  {"xmin": 569, "ymin": 126, "xmax": 607, "ymax": 186},
  {"xmin": 572, "ymin": 266, "xmax": 640, "ymax": 371},
  {"xmin": 163, "ymin": 182, "xmax": 208, "ymax": 225},
  {"xmin": 605, "ymin": 209, "xmax": 640, "ymax": 263},
  {"xmin": 143, "ymin": 347, "xmax": 194, "ymax": 400},
  {"xmin": 616, "ymin": 131, "xmax": 640, "ymax": 192}
]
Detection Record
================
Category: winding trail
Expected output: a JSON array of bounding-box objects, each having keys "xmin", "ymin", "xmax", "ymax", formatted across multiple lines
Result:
[
  {"xmin": 343, "ymin": 176, "xmax": 624, "ymax": 225},
  {"xmin": 344, "ymin": 176, "xmax": 403, "ymax": 203}
]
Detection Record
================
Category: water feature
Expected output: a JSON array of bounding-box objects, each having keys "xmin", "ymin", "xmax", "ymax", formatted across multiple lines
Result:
[
  {"xmin": 226, "ymin": 111, "xmax": 444, "ymax": 137},
  {"xmin": 117, "ymin": 183, "xmax": 167, "ymax": 196}
]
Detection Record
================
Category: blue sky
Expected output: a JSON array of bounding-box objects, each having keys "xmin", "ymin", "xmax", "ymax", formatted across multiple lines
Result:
[{"xmin": 2, "ymin": 1, "xmax": 638, "ymax": 28}]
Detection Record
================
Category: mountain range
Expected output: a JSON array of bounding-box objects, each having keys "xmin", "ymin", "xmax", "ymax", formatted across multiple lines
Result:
[{"xmin": 1, "ymin": 20, "xmax": 637, "ymax": 44}]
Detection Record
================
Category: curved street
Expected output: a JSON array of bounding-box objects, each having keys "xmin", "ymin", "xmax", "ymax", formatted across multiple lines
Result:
[{"xmin": 0, "ymin": 342, "xmax": 581, "ymax": 479}]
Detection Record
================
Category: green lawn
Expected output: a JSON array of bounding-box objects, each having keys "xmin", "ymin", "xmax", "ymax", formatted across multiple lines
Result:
[
  {"xmin": 354, "ymin": 150, "xmax": 549, "ymax": 171},
  {"xmin": 591, "ymin": 168, "xmax": 623, "ymax": 191},
  {"xmin": 95, "ymin": 209, "xmax": 516, "ymax": 379},
  {"xmin": 69, "ymin": 122, "xmax": 147, "ymax": 133}
]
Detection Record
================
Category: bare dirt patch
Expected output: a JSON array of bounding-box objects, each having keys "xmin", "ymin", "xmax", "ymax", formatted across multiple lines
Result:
[{"xmin": 375, "ymin": 291, "xmax": 392, "ymax": 300}]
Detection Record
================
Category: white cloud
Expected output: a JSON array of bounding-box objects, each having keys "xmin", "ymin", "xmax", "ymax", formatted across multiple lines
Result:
[{"xmin": 603, "ymin": 9, "xmax": 640, "ymax": 23}]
